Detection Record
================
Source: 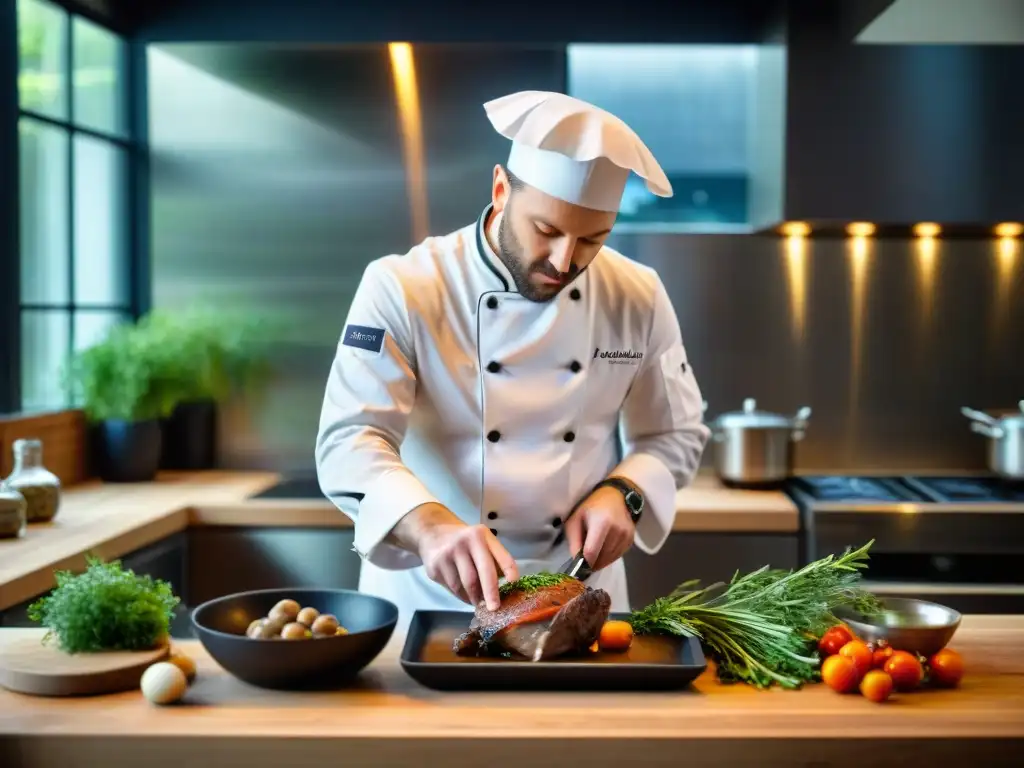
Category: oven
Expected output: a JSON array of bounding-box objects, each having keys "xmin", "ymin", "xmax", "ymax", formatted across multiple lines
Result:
[{"xmin": 788, "ymin": 475, "xmax": 1024, "ymax": 615}]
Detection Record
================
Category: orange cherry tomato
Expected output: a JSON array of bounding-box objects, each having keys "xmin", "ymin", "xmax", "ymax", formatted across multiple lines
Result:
[
  {"xmin": 598, "ymin": 620, "xmax": 633, "ymax": 652},
  {"xmin": 859, "ymin": 670, "xmax": 894, "ymax": 703},
  {"xmin": 928, "ymin": 648, "xmax": 964, "ymax": 688},
  {"xmin": 821, "ymin": 654, "xmax": 859, "ymax": 693},
  {"xmin": 884, "ymin": 650, "xmax": 924, "ymax": 691},
  {"xmin": 839, "ymin": 640, "xmax": 873, "ymax": 678},
  {"xmin": 818, "ymin": 625, "xmax": 854, "ymax": 657}
]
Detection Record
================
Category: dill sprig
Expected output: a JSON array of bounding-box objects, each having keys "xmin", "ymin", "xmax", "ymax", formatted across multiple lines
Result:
[
  {"xmin": 27, "ymin": 555, "xmax": 180, "ymax": 654},
  {"xmin": 499, "ymin": 572, "xmax": 574, "ymax": 597},
  {"xmin": 628, "ymin": 540, "xmax": 883, "ymax": 690}
]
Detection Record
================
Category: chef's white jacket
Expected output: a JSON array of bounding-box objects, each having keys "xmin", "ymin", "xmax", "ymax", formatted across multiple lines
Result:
[{"xmin": 315, "ymin": 206, "xmax": 709, "ymax": 627}]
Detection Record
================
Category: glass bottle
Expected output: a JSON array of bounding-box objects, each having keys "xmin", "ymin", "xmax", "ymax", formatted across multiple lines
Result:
[
  {"xmin": 0, "ymin": 480, "xmax": 27, "ymax": 539},
  {"xmin": 5, "ymin": 439, "xmax": 62, "ymax": 524}
]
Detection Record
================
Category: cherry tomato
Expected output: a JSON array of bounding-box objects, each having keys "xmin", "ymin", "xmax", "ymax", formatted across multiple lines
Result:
[
  {"xmin": 839, "ymin": 640, "xmax": 873, "ymax": 678},
  {"xmin": 872, "ymin": 643, "xmax": 894, "ymax": 669},
  {"xmin": 859, "ymin": 670, "xmax": 894, "ymax": 703},
  {"xmin": 821, "ymin": 654, "xmax": 859, "ymax": 693},
  {"xmin": 598, "ymin": 620, "xmax": 634, "ymax": 652},
  {"xmin": 884, "ymin": 650, "xmax": 924, "ymax": 691},
  {"xmin": 818, "ymin": 625, "xmax": 854, "ymax": 657},
  {"xmin": 928, "ymin": 648, "xmax": 964, "ymax": 688}
]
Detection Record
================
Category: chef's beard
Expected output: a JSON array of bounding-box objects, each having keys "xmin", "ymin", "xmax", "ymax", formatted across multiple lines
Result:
[{"xmin": 497, "ymin": 209, "xmax": 579, "ymax": 303}]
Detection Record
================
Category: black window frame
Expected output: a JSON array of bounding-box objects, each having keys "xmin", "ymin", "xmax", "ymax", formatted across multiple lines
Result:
[{"xmin": 1, "ymin": 0, "xmax": 145, "ymax": 415}]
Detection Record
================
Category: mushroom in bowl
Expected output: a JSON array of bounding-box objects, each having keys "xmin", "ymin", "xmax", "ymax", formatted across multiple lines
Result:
[{"xmin": 191, "ymin": 588, "xmax": 398, "ymax": 690}]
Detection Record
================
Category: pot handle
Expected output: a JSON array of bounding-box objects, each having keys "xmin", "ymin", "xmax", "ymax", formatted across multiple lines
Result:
[
  {"xmin": 970, "ymin": 421, "xmax": 1004, "ymax": 439},
  {"xmin": 792, "ymin": 406, "xmax": 812, "ymax": 441},
  {"xmin": 961, "ymin": 406, "xmax": 998, "ymax": 426}
]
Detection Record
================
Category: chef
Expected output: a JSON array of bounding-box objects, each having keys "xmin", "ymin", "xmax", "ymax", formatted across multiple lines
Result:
[{"xmin": 315, "ymin": 90, "xmax": 709, "ymax": 629}]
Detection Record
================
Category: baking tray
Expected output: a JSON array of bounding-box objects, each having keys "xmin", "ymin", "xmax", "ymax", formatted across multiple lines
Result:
[{"xmin": 399, "ymin": 610, "xmax": 707, "ymax": 691}]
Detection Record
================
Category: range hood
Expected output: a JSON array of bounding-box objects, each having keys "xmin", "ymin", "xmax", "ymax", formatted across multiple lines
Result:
[
  {"xmin": 857, "ymin": 0, "xmax": 1024, "ymax": 45},
  {"xmin": 748, "ymin": 0, "xmax": 1024, "ymax": 234}
]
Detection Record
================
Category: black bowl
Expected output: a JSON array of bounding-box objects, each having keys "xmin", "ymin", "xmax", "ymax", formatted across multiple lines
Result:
[{"xmin": 191, "ymin": 588, "xmax": 399, "ymax": 690}]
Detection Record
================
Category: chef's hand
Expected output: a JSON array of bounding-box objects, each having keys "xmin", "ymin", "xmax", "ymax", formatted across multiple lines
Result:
[
  {"xmin": 564, "ymin": 485, "xmax": 636, "ymax": 572},
  {"xmin": 390, "ymin": 502, "xmax": 519, "ymax": 611}
]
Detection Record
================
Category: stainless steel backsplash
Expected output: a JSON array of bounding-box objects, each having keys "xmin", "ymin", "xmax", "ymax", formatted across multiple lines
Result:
[{"xmin": 148, "ymin": 44, "xmax": 1024, "ymax": 474}]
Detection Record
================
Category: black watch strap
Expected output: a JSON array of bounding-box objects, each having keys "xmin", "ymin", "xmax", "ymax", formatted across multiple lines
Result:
[{"xmin": 594, "ymin": 477, "xmax": 644, "ymax": 524}]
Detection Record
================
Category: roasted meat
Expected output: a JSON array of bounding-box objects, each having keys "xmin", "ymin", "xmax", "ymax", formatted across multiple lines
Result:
[{"xmin": 453, "ymin": 575, "xmax": 611, "ymax": 661}]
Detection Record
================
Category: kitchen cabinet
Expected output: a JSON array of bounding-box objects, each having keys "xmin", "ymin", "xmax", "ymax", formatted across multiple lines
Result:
[
  {"xmin": 186, "ymin": 527, "xmax": 361, "ymax": 607},
  {"xmin": 623, "ymin": 533, "xmax": 799, "ymax": 609}
]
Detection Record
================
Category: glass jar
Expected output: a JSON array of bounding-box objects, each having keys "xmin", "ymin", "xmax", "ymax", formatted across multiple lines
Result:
[
  {"xmin": 0, "ymin": 482, "xmax": 27, "ymax": 539},
  {"xmin": 5, "ymin": 439, "xmax": 62, "ymax": 524}
]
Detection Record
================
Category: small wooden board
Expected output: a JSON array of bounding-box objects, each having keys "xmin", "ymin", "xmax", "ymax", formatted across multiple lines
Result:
[{"xmin": 0, "ymin": 630, "xmax": 169, "ymax": 697}]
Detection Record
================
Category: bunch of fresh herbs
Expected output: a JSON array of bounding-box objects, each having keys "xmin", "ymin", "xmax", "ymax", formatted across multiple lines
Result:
[
  {"xmin": 628, "ymin": 540, "xmax": 883, "ymax": 689},
  {"xmin": 27, "ymin": 556, "xmax": 180, "ymax": 654}
]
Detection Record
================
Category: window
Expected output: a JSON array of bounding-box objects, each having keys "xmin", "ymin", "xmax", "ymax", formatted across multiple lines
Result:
[
  {"xmin": 567, "ymin": 44, "xmax": 760, "ymax": 232},
  {"xmin": 16, "ymin": 0, "xmax": 132, "ymax": 411}
]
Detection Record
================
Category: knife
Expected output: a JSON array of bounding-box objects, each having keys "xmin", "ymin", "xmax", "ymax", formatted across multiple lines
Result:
[{"xmin": 559, "ymin": 549, "xmax": 593, "ymax": 581}]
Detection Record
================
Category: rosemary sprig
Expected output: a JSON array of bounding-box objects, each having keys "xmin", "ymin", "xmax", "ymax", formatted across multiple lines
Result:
[
  {"xmin": 628, "ymin": 540, "xmax": 883, "ymax": 689},
  {"xmin": 499, "ymin": 572, "xmax": 574, "ymax": 597}
]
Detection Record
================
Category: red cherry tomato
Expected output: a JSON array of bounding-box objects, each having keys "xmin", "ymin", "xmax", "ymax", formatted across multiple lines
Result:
[
  {"xmin": 884, "ymin": 650, "xmax": 924, "ymax": 691},
  {"xmin": 872, "ymin": 644, "xmax": 894, "ymax": 669},
  {"xmin": 818, "ymin": 625, "xmax": 854, "ymax": 657},
  {"xmin": 928, "ymin": 648, "xmax": 964, "ymax": 688}
]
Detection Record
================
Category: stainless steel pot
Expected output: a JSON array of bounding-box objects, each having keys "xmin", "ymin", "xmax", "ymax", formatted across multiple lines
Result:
[
  {"xmin": 961, "ymin": 401, "xmax": 1024, "ymax": 480},
  {"xmin": 707, "ymin": 398, "xmax": 812, "ymax": 487}
]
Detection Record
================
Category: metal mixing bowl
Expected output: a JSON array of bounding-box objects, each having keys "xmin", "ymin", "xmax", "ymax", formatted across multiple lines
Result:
[{"xmin": 833, "ymin": 597, "xmax": 961, "ymax": 657}]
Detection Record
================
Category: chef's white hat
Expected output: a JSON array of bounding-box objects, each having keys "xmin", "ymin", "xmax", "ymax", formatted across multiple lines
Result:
[{"xmin": 483, "ymin": 90, "xmax": 672, "ymax": 213}]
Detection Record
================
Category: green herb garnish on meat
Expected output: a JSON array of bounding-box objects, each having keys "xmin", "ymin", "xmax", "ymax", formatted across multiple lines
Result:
[
  {"xmin": 628, "ymin": 540, "xmax": 883, "ymax": 690},
  {"xmin": 27, "ymin": 555, "xmax": 180, "ymax": 653},
  {"xmin": 498, "ymin": 571, "xmax": 574, "ymax": 597}
]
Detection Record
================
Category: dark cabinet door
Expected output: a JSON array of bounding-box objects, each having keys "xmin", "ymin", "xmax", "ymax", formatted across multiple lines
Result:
[{"xmin": 623, "ymin": 533, "xmax": 799, "ymax": 611}]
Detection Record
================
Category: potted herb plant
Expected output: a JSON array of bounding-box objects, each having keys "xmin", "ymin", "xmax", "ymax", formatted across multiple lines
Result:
[
  {"xmin": 64, "ymin": 322, "xmax": 181, "ymax": 483},
  {"xmin": 138, "ymin": 307, "xmax": 275, "ymax": 470}
]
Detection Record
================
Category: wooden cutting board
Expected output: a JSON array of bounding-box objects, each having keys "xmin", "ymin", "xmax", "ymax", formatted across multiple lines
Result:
[{"xmin": 0, "ymin": 629, "xmax": 170, "ymax": 697}]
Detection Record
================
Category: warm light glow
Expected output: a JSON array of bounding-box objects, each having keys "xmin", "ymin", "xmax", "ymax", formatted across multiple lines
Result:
[
  {"xmin": 781, "ymin": 221, "xmax": 810, "ymax": 238},
  {"xmin": 991, "ymin": 235, "xmax": 1019, "ymax": 359},
  {"xmin": 995, "ymin": 222, "xmax": 1023, "ymax": 238},
  {"xmin": 784, "ymin": 235, "xmax": 808, "ymax": 343},
  {"xmin": 915, "ymin": 235, "xmax": 938, "ymax": 328},
  {"xmin": 847, "ymin": 235, "xmax": 871, "ymax": 425},
  {"xmin": 914, "ymin": 222, "xmax": 941, "ymax": 238},
  {"xmin": 389, "ymin": 42, "xmax": 430, "ymax": 243},
  {"xmin": 996, "ymin": 236, "xmax": 1019, "ymax": 312},
  {"xmin": 847, "ymin": 222, "xmax": 876, "ymax": 237}
]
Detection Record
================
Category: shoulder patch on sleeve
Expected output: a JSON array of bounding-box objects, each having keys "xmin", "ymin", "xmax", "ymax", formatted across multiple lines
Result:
[{"xmin": 342, "ymin": 324, "xmax": 386, "ymax": 354}]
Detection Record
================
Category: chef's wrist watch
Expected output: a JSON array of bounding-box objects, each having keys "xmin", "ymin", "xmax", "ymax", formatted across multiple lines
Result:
[{"xmin": 594, "ymin": 477, "xmax": 644, "ymax": 525}]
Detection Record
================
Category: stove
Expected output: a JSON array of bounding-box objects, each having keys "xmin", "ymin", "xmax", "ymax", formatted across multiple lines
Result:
[{"xmin": 785, "ymin": 475, "xmax": 1024, "ymax": 614}]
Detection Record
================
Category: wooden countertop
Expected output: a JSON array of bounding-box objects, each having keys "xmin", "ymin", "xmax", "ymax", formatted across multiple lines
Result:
[
  {"xmin": 0, "ymin": 616, "xmax": 1021, "ymax": 767},
  {"xmin": 0, "ymin": 471, "xmax": 797, "ymax": 611}
]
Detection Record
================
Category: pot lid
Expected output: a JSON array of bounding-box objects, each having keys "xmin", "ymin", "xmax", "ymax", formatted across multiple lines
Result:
[{"xmin": 714, "ymin": 398, "xmax": 810, "ymax": 428}]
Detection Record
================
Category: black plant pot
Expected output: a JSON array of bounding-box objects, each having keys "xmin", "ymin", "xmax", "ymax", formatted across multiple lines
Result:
[
  {"xmin": 162, "ymin": 399, "xmax": 218, "ymax": 470},
  {"xmin": 92, "ymin": 419, "xmax": 163, "ymax": 483}
]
